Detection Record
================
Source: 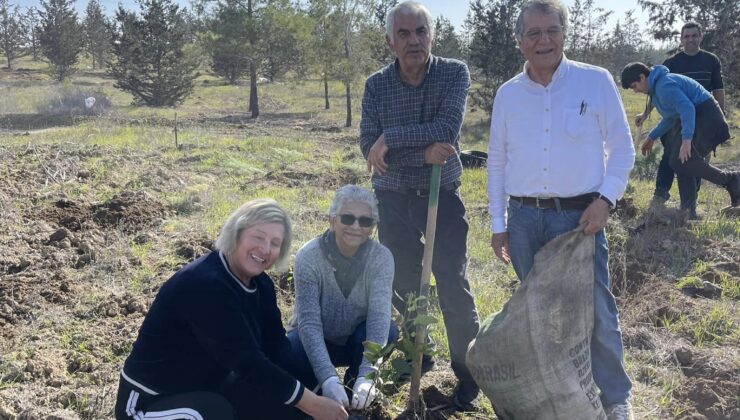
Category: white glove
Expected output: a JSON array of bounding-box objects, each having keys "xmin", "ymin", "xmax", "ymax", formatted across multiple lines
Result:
[
  {"xmin": 321, "ymin": 376, "xmax": 349, "ymax": 407},
  {"xmin": 350, "ymin": 377, "xmax": 378, "ymax": 410}
]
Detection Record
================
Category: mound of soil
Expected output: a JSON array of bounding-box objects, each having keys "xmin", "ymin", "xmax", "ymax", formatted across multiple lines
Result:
[
  {"xmin": 619, "ymin": 217, "xmax": 740, "ymax": 420},
  {"xmin": 92, "ymin": 191, "xmax": 169, "ymax": 232},
  {"xmin": 1, "ymin": 83, "xmax": 737, "ymax": 419},
  {"xmin": 42, "ymin": 191, "xmax": 168, "ymax": 234}
]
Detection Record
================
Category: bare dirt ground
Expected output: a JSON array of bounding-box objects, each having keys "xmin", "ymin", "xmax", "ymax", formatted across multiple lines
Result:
[
  {"xmin": 0, "ymin": 134, "xmax": 494, "ymax": 419},
  {"xmin": 616, "ymin": 210, "xmax": 740, "ymax": 420},
  {"xmin": 2, "ymin": 128, "xmax": 738, "ymax": 420},
  {"xmin": 1, "ymin": 71, "xmax": 739, "ymax": 418}
]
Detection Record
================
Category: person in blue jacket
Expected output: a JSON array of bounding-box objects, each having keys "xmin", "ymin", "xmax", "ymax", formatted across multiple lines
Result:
[
  {"xmin": 621, "ymin": 62, "xmax": 739, "ymax": 208},
  {"xmin": 114, "ymin": 199, "xmax": 348, "ymax": 420}
]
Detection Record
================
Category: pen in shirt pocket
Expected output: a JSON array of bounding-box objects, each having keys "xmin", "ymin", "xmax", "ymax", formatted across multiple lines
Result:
[{"xmin": 579, "ymin": 100, "xmax": 588, "ymax": 116}]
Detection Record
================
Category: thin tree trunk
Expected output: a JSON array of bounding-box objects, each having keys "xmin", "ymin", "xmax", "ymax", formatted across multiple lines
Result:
[
  {"xmin": 324, "ymin": 73, "xmax": 330, "ymax": 110},
  {"xmin": 247, "ymin": 0, "xmax": 259, "ymax": 118},
  {"xmin": 343, "ymin": 17, "xmax": 352, "ymax": 127},
  {"xmin": 344, "ymin": 80, "xmax": 351, "ymax": 127},
  {"xmin": 32, "ymin": 34, "xmax": 38, "ymax": 60},
  {"xmin": 249, "ymin": 62, "xmax": 259, "ymax": 117}
]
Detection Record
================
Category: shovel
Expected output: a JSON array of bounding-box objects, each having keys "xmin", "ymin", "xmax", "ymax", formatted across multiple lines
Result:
[{"xmin": 408, "ymin": 164, "xmax": 441, "ymax": 411}]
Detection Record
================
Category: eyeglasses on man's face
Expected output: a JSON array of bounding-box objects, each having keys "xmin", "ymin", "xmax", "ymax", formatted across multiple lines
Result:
[
  {"xmin": 523, "ymin": 25, "xmax": 564, "ymax": 41},
  {"xmin": 339, "ymin": 214, "xmax": 375, "ymax": 228}
]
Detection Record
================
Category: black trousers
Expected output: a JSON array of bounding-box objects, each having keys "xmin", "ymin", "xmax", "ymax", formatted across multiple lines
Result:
[
  {"xmin": 115, "ymin": 375, "xmax": 307, "ymax": 420},
  {"xmin": 655, "ymin": 122, "xmax": 701, "ymax": 208},
  {"xmin": 375, "ymin": 188, "xmax": 480, "ymax": 386},
  {"xmin": 665, "ymin": 99, "xmax": 731, "ymax": 206}
]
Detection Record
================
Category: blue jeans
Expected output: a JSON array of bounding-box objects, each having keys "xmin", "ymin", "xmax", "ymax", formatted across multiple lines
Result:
[
  {"xmin": 287, "ymin": 321, "xmax": 399, "ymax": 391},
  {"xmin": 506, "ymin": 199, "xmax": 632, "ymax": 406}
]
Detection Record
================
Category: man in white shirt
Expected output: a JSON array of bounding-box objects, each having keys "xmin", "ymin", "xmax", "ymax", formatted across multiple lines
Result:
[{"xmin": 486, "ymin": 1, "xmax": 635, "ymax": 419}]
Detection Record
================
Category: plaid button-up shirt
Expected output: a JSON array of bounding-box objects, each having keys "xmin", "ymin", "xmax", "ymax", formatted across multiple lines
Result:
[{"xmin": 360, "ymin": 56, "xmax": 470, "ymax": 190}]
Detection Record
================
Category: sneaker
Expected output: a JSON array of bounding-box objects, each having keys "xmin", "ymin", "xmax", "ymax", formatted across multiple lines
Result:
[
  {"xmin": 687, "ymin": 211, "xmax": 702, "ymax": 221},
  {"xmin": 452, "ymin": 380, "xmax": 479, "ymax": 411},
  {"xmin": 653, "ymin": 188, "xmax": 670, "ymax": 201},
  {"xmin": 648, "ymin": 194, "xmax": 668, "ymax": 210},
  {"xmin": 727, "ymin": 173, "xmax": 740, "ymax": 207},
  {"xmin": 681, "ymin": 205, "xmax": 702, "ymax": 221},
  {"xmin": 605, "ymin": 401, "xmax": 634, "ymax": 420}
]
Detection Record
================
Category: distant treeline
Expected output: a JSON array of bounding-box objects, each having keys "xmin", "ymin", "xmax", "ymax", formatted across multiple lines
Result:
[{"xmin": 0, "ymin": 0, "xmax": 737, "ymax": 119}]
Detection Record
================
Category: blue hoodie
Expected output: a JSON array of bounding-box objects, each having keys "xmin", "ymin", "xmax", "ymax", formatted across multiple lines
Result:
[{"xmin": 648, "ymin": 65, "xmax": 712, "ymax": 141}]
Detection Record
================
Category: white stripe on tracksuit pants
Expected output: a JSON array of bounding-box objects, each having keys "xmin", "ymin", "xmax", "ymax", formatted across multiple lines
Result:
[{"xmin": 125, "ymin": 389, "xmax": 204, "ymax": 420}]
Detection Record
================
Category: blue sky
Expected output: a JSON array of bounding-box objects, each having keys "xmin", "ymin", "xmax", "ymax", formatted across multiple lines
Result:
[
  {"xmin": 14, "ymin": 0, "xmax": 653, "ymax": 31},
  {"xmin": 424, "ymin": 0, "xmax": 651, "ymax": 30},
  {"xmin": 428, "ymin": 0, "xmax": 648, "ymax": 29}
]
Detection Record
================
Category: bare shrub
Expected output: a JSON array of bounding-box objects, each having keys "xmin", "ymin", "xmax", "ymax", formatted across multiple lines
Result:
[
  {"xmin": 35, "ymin": 87, "xmax": 111, "ymax": 116},
  {"xmin": 632, "ymin": 152, "xmax": 661, "ymax": 181}
]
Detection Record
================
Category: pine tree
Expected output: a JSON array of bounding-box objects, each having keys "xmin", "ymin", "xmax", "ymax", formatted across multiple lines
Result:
[
  {"xmin": 466, "ymin": 0, "xmax": 523, "ymax": 112},
  {"xmin": 0, "ymin": 0, "xmax": 27, "ymax": 69},
  {"xmin": 38, "ymin": 0, "xmax": 84, "ymax": 81},
  {"xmin": 83, "ymin": 0, "xmax": 111, "ymax": 69},
  {"xmin": 205, "ymin": 0, "xmax": 308, "ymax": 86},
  {"xmin": 599, "ymin": 10, "xmax": 647, "ymax": 76},
  {"xmin": 367, "ymin": 0, "xmax": 395, "ymax": 66},
  {"xmin": 565, "ymin": 0, "xmax": 611, "ymax": 64},
  {"xmin": 203, "ymin": 0, "xmax": 251, "ymax": 84},
  {"xmin": 108, "ymin": 0, "xmax": 199, "ymax": 106},
  {"xmin": 24, "ymin": 6, "xmax": 40, "ymax": 61},
  {"xmin": 307, "ymin": 0, "xmax": 344, "ymax": 109},
  {"xmin": 372, "ymin": 0, "xmax": 396, "ymax": 27},
  {"xmin": 433, "ymin": 16, "xmax": 462, "ymax": 60},
  {"xmin": 335, "ymin": 0, "xmax": 376, "ymax": 127},
  {"xmin": 259, "ymin": 1, "xmax": 310, "ymax": 82}
]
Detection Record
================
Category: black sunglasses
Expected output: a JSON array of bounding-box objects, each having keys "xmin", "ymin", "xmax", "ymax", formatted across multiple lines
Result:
[{"xmin": 339, "ymin": 214, "xmax": 375, "ymax": 228}]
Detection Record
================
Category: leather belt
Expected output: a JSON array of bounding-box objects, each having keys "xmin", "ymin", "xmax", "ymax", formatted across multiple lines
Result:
[
  {"xmin": 509, "ymin": 193, "xmax": 597, "ymax": 210},
  {"xmin": 395, "ymin": 181, "xmax": 460, "ymax": 197}
]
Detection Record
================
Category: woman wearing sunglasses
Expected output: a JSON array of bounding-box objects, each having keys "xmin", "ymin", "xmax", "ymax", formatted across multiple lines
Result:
[{"xmin": 288, "ymin": 184, "xmax": 398, "ymax": 411}]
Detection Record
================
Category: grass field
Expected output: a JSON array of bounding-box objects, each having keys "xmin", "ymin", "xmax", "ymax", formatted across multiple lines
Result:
[{"xmin": 1, "ymin": 57, "xmax": 738, "ymax": 419}]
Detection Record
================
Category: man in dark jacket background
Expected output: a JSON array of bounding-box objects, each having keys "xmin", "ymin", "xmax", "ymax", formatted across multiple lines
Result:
[{"xmin": 635, "ymin": 22, "xmax": 726, "ymax": 218}]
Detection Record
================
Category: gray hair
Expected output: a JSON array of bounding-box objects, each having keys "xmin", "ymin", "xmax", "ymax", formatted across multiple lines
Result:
[
  {"xmin": 215, "ymin": 198, "xmax": 293, "ymax": 269},
  {"xmin": 385, "ymin": 1, "xmax": 434, "ymax": 41},
  {"xmin": 515, "ymin": 0, "xmax": 568, "ymax": 40},
  {"xmin": 328, "ymin": 185, "xmax": 380, "ymax": 223}
]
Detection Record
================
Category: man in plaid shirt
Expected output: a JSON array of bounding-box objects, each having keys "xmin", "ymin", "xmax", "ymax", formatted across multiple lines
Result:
[{"xmin": 359, "ymin": 0, "xmax": 480, "ymax": 410}]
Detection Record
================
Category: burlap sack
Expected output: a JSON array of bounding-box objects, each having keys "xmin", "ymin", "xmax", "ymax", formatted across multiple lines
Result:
[{"xmin": 466, "ymin": 228, "xmax": 607, "ymax": 420}]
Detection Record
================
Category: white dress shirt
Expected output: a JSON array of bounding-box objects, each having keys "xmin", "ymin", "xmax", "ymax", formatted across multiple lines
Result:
[{"xmin": 487, "ymin": 56, "xmax": 635, "ymax": 233}]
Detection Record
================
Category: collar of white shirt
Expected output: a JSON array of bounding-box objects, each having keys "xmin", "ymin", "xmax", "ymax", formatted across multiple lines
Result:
[
  {"xmin": 486, "ymin": 55, "xmax": 635, "ymax": 233},
  {"xmin": 521, "ymin": 54, "xmax": 572, "ymax": 88}
]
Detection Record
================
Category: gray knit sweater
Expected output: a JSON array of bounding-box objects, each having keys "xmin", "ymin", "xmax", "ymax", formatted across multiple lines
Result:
[{"xmin": 289, "ymin": 236, "xmax": 394, "ymax": 385}]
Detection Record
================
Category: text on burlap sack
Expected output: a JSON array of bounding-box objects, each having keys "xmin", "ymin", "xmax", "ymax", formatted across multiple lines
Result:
[
  {"xmin": 470, "ymin": 362, "xmax": 522, "ymax": 384},
  {"xmin": 570, "ymin": 336, "xmax": 606, "ymax": 419}
]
